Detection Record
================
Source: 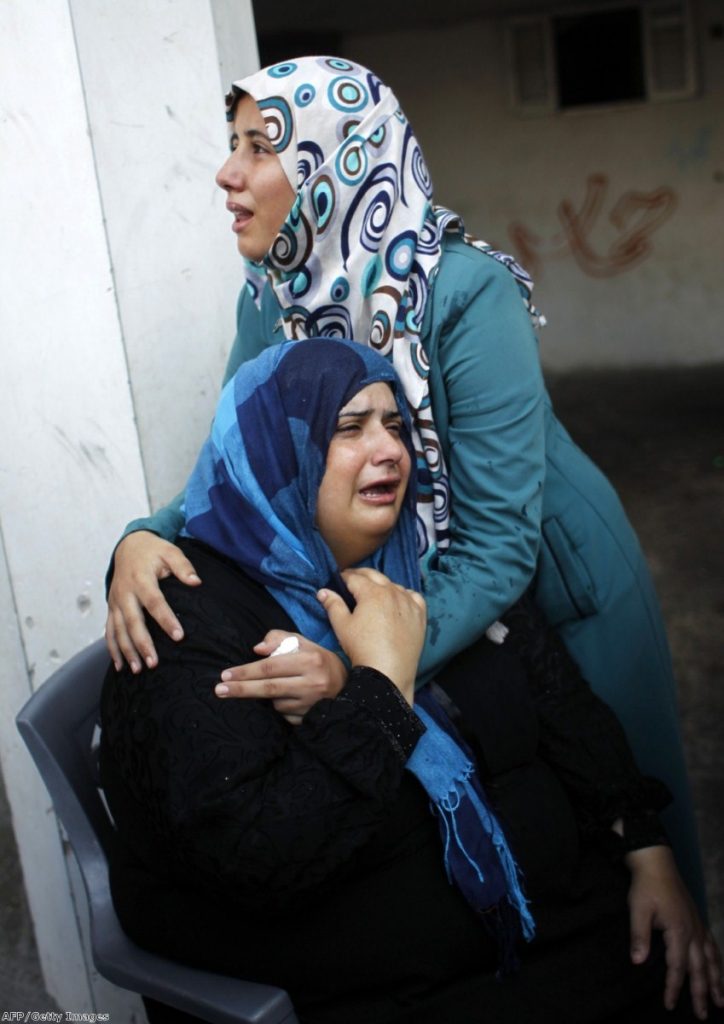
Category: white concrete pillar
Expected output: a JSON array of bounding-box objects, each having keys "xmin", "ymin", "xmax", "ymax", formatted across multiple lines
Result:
[{"xmin": 0, "ymin": 0, "xmax": 258, "ymax": 1012}]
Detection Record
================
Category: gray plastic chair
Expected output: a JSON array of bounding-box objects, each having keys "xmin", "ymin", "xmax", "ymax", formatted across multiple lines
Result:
[{"xmin": 16, "ymin": 638, "xmax": 299, "ymax": 1024}]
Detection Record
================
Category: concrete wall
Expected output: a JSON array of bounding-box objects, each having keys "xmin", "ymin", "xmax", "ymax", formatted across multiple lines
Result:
[
  {"xmin": 0, "ymin": 0, "xmax": 258, "ymax": 1012},
  {"xmin": 347, "ymin": 0, "xmax": 724, "ymax": 369}
]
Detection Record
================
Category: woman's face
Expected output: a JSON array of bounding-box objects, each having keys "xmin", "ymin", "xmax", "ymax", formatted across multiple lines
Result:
[
  {"xmin": 316, "ymin": 382, "xmax": 411, "ymax": 569},
  {"xmin": 216, "ymin": 94, "xmax": 296, "ymax": 261}
]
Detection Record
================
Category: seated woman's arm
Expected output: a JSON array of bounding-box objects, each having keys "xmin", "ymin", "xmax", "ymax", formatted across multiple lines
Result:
[
  {"xmin": 499, "ymin": 597, "xmax": 723, "ymax": 1018},
  {"xmin": 499, "ymin": 597, "xmax": 671, "ymax": 840},
  {"xmin": 214, "ymin": 569, "xmax": 424, "ymax": 722},
  {"xmin": 101, "ymin": 557, "xmax": 426, "ymax": 912},
  {"xmin": 624, "ymin": 844, "xmax": 722, "ymax": 1018}
]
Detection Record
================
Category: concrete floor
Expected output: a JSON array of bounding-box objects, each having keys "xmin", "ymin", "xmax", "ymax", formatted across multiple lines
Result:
[
  {"xmin": 0, "ymin": 768, "xmax": 55, "ymax": 1006},
  {"xmin": 1, "ymin": 364, "xmax": 722, "ymax": 1006}
]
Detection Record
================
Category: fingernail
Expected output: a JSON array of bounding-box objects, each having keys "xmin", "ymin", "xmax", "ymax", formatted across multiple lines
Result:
[
  {"xmin": 317, "ymin": 589, "xmax": 328, "ymax": 600},
  {"xmin": 215, "ymin": 684, "xmax": 229, "ymax": 696},
  {"xmin": 220, "ymin": 670, "xmax": 231, "ymax": 681},
  {"xmin": 131, "ymin": 660, "xmax": 141, "ymax": 674},
  {"xmin": 188, "ymin": 574, "xmax": 201, "ymax": 583},
  {"xmin": 172, "ymin": 629, "xmax": 183, "ymax": 641},
  {"xmin": 114, "ymin": 661, "xmax": 122, "ymax": 672},
  {"xmin": 146, "ymin": 655, "xmax": 156, "ymax": 668}
]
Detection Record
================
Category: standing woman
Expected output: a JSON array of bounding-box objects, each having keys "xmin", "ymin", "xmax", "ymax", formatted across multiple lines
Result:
[{"xmin": 105, "ymin": 56, "xmax": 704, "ymax": 905}]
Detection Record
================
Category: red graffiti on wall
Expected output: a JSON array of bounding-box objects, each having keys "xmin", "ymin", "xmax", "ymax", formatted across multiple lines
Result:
[{"xmin": 509, "ymin": 173, "xmax": 678, "ymax": 278}]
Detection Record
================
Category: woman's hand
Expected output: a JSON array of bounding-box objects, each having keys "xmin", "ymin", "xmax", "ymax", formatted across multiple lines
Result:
[
  {"xmin": 625, "ymin": 844, "xmax": 723, "ymax": 1019},
  {"xmin": 215, "ymin": 631, "xmax": 346, "ymax": 725},
  {"xmin": 106, "ymin": 531, "xmax": 201, "ymax": 673},
  {"xmin": 318, "ymin": 567, "xmax": 426, "ymax": 705}
]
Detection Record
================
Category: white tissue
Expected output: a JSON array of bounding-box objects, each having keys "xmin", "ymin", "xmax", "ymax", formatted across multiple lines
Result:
[
  {"xmin": 485, "ymin": 621, "xmax": 509, "ymax": 645},
  {"xmin": 270, "ymin": 636, "xmax": 300, "ymax": 657}
]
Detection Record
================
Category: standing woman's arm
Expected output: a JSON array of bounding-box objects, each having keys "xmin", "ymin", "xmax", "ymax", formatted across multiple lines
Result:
[
  {"xmin": 106, "ymin": 286, "xmax": 273, "ymax": 670},
  {"xmin": 419, "ymin": 245, "xmax": 546, "ymax": 681}
]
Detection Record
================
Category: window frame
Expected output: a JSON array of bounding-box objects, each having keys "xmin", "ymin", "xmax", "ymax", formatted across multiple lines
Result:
[{"xmin": 506, "ymin": 0, "xmax": 698, "ymax": 115}]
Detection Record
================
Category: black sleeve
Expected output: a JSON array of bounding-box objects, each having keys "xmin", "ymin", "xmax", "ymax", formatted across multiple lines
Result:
[
  {"xmin": 500, "ymin": 595, "xmax": 671, "ymax": 851},
  {"xmin": 100, "ymin": 549, "xmax": 424, "ymax": 911}
]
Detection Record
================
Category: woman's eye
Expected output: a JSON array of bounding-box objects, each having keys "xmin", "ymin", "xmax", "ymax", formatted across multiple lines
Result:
[
  {"xmin": 387, "ymin": 421, "xmax": 403, "ymax": 435},
  {"xmin": 336, "ymin": 423, "xmax": 360, "ymax": 435}
]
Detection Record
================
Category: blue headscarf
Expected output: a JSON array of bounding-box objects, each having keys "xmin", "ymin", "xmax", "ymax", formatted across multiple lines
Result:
[
  {"xmin": 183, "ymin": 338, "xmax": 534, "ymax": 963},
  {"xmin": 182, "ymin": 338, "xmax": 419, "ymax": 649}
]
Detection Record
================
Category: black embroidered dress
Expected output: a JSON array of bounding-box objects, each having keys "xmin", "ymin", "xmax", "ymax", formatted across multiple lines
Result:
[{"xmin": 101, "ymin": 537, "xmax": 678, "ymax": 1024}]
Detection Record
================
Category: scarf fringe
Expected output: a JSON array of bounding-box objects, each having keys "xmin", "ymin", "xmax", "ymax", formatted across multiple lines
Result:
[
  {"xmin": 464, "ymin": 782, "xmax": 536, "ymax": 942},
  {"xmin": 410, "ymin": 697, "xmax": 535, "ymax": 977},
  {"xmin": 436, "ymin": 794, "xmax": 532, "ymax": 975}
]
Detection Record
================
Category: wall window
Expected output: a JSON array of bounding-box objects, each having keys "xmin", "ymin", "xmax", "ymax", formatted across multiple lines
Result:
[
  {"xmin": 508, "ymin": 1, "xmax": 696, "ymax": 113},
  {"xmin": 555, "ymin": 8, "xmax": 645, "ymax": 107}
]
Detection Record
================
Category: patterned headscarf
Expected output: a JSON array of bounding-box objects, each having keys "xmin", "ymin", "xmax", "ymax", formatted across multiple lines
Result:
[
  {"xmin": 228, "ymin": 56, "xmax": 541, "ymax": 565},
  {"xmin": 182, "ymin": 339, "xmax": 533, "ymax": 961}
]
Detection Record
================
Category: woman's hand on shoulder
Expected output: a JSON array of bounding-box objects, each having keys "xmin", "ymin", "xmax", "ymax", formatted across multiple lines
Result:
[
  {"xmin": 215, "ymin": 631, "xmax": 346, "ymax": 725},
  {"xmin": 106, "ymin": 531, "xmax": 201, "ymax": 673},
  {"xmin": 625, "ymin": 844, "xmax": 723, "ymax": 1019},
  {"xmin": 318, "ymin": 567, "xmax": 426, "ymax": 705}
]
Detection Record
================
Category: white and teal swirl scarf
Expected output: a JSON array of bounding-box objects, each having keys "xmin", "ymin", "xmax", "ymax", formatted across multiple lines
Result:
[{"xmin": 228, "ymin": 56, "xmax": 542, "ymax": 566}]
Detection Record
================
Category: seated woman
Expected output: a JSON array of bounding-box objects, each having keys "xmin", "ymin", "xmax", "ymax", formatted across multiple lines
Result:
[{"xmin": 100, "ymin": 339, "xmax": 722, "ymax": 1024}]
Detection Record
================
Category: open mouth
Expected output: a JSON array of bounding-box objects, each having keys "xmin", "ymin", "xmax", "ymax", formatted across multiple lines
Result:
[
  {"xmin": 359, "ymin": 481, "xmax": 399, "ymax": 502},
  {"xmin": 228, "ymin": 203, "xmax": 253, "ymax": 231}
]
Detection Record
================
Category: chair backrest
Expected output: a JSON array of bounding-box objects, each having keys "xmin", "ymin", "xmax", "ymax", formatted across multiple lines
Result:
[
  {"xmin": 16, "ymin": 639, "xmax": 299, "ymax": 1024},
  {"xmin": 17, "ymin": 640, "xmax": 115, "ymax": 866}
]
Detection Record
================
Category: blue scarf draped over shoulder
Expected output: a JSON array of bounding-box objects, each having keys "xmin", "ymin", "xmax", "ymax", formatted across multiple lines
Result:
[{"xmin": 183, "ymin": 338, "xmax": 534, "ymax": 962}]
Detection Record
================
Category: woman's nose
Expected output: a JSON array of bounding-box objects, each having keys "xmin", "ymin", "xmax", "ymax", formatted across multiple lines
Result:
[
  {"xmin": 371, "ymin": 427, "xmax": 404, "ymax": 465},
  {"xmin": 215, "ymin": 152, "xmax": 242, "ymax": 192}
]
